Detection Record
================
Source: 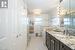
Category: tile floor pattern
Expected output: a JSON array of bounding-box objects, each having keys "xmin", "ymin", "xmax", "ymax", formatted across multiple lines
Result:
[{"xmin": 26, "ymin": 36, "xmax": 48, "ymax": 50}]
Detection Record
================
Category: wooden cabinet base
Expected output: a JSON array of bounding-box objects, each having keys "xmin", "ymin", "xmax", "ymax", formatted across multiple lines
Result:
[{"xmin": 46, "ymin": 32, "xmax": 72, "ymax": 50}]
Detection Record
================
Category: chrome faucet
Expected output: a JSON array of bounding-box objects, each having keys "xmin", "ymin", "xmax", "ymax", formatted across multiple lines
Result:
[
  {"xmin": 66, "ymin": 30, "xmax": 70, "ymax": 36},
  {"xmin": 63, "ymin": 29, "xmax": 70, "ymax": 36}
]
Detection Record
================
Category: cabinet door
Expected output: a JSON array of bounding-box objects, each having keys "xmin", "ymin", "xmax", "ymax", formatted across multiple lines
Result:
[
  {"xmin": 48, "ymin": 34, "xmax": 51, "ymax": 50},
  {"xmin": 54, "ymin": 40, "xmax": 59, "ymax": 50},
  {"xmin": 60, "ymin": 42, "xmax": 66, "ymax": 50},
  {"xmin": 46, "ymin": 32, "xmax": 51, "ymax": 50},
  {"xmin": 63, "ymin": 45, "xmax": 71, "ymax": 50},
  {"xmin": 51, "ymin": 39, "xmax": 55, "ymax": 50},
  {"xmin": 46, "ymin": 32, "xmax": 47, "ymax": 46},
  {"xmin": 60, "ymin": 42, "xmax": 72, "ymax": 50},
  {"xmin": 46, "ymin": 32, "xmax": 48, "ymax": 47}
]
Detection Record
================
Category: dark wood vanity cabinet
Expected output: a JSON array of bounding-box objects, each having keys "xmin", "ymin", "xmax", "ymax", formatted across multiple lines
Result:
[
  {"xmin": 46, "ymin": 32, "xmax": 51, "ymax": 50},
  {"xmin": 54, "ymin": 39, "xmax": 60, "ymax": 50},
  {"xmin": 50, "ymin": 39, "xmax": 55, "ymax": 50},
  {"xmin": 46, "ymin": 32, "xmax": 59, "ymax": 50},
  {"xmin": 46, "ymin": 32, "xmax": 72, "ymax": 50},
  {"xmin": 59, "ymin": 42, "xmax": 71, "ymax": 50},
  {"xmin": 50, "ymin": 33, "xmax": 59, "ymax": 50}
]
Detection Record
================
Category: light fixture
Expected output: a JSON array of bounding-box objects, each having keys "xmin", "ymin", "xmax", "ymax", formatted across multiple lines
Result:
[
  {"xmin": 57, "ymin": 4, "xmax": 67, "ymax": 16},
  {"xmin": 32, "ymin": 9, "xmax": 42, "ymax": 15}
]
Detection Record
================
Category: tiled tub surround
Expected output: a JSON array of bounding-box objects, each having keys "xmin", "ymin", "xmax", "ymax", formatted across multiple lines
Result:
[{"xmin": 46, "ymin": 28, "xmax": 75, "ymax": 50}]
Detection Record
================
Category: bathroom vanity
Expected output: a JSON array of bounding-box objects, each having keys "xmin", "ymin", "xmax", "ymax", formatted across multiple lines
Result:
[{"xmin": 45, "ymin": 29, "xmax": 75, "ymax": 50}]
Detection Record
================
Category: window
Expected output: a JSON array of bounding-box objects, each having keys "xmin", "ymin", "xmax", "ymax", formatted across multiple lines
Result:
[
  {"xmin": 64, "ymin": 18, "xmax": 70, "ymax": 25},
  {"xmin": 34, "ymin": 17, "xmax": 43, "ymax": 25},
  {"xmin": 35, "ymin": 18, "xmax": 42, "ymax": 22}
]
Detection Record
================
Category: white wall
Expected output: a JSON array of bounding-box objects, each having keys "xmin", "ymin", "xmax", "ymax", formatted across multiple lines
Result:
[{"xmin": 0, "ymin": 0, "xmax": 27, "ymax": 50}]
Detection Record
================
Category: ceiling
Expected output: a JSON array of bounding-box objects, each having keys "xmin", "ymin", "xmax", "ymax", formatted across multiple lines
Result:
[
  {"xmin": 25, "ymin": 0, "xmax": 59, "ymax": 13},
  {"xmin": 23, "ymin": 0, "xmax": 75, "ymax": 15}
]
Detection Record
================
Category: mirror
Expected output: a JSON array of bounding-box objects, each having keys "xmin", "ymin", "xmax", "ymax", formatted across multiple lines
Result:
[{"xmin": 60, "ymin": 0, "xmax": 75, "ymax": 29}]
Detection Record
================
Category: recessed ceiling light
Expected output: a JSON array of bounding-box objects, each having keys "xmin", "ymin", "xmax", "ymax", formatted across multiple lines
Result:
[{"xmin": 32, "ymin": 9, "xmax": 42, "ymax": 15}]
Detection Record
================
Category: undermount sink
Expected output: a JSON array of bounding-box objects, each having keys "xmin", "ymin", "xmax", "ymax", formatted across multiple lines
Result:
[
  {"xmin": 68, "ymin": 39, "xmax": 75, "ymax": 45},
  {"xmin": 69, "ymin": 36, "xmax": 75, "ymax": 39},
  {"xmin": 60, "ymin": 36, "xmax": 75, "ymax": 45},
  {"xmin": 51, "ymin": 30, "xmax": 75, "ymax": 46},
  {"xmin": 53, "ymin": 34, "xmax": 66, "ymax": 38},
  {"xmin": 53, "ymin": 30, "xmax": 61, "ymax": 32}
]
